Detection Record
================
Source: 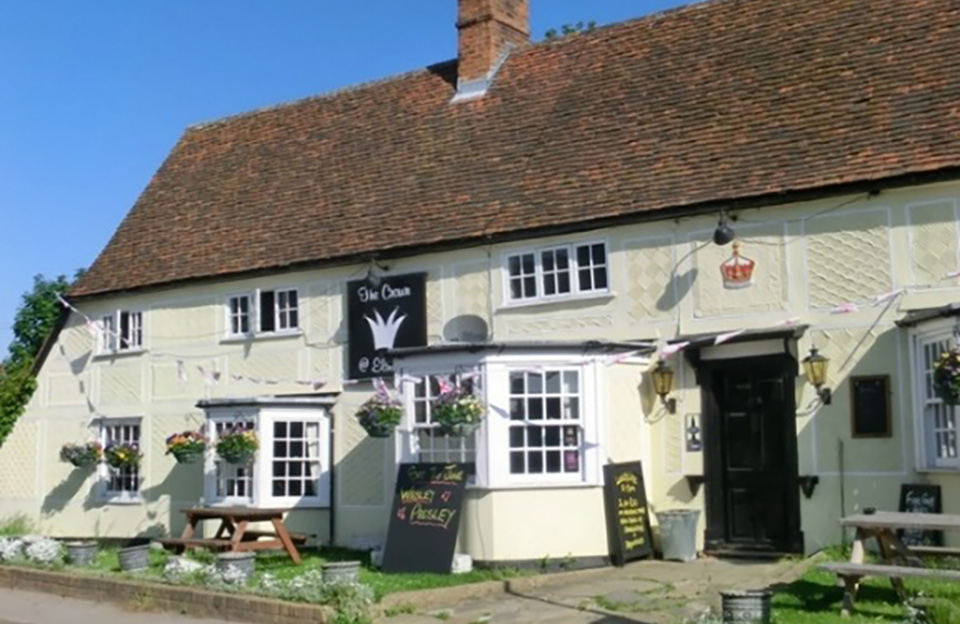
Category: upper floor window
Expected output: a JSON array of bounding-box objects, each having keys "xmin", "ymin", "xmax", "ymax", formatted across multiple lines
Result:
[
  {"xmin": 226, "ymin": 288, "xmax": 299, "ymax": 337},
  {"xmin": 505, "ymin": 242, "xmax": 609, "ymax": 304},
  {"xmin": 100, "ymin": 418, "xmax": 142, "ymax": 502},
  {"xmin": 99, "ymin": 310, "xmax": 143, "ymax": 353},
  {"xmin": 915, "ymin": 331, "xmax": 960, "ymax": 470}
]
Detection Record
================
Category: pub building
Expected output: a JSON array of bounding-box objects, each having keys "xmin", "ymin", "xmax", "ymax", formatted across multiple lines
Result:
[{"xmin": 3, "ymin": 0, "xmax": 959, "ymax": 569}]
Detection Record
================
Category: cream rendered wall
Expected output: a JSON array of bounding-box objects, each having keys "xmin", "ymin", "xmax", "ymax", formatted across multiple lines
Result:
[{"xmin": 1, "ymin": 180, "xmax": 959, "ymax": 557}]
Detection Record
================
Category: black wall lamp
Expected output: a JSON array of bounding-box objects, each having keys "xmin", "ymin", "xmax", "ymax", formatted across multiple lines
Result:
[
  {"xmin": 802, "ymin": 347, "xmax": 832, "ymax": 405},
  {"xmin": 365, "ymin": 260, "xmax": 389, "ymax": 289},
  {"xmin": 651, "ymin": 359, "xmax": 677, "ymax": 414},
  {"xmin": 713, "ymin": 211, "xmax": 736, "ymax": 246}
]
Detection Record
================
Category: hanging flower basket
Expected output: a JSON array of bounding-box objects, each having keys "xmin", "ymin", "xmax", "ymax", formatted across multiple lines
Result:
[
  {"xmin": 356, "ymin": 388, "xmax": 403, "ymax": 438},
  {"xmin": 104, "ymin": 442, "xmax": 142, "ymax": 469},
  {"xmin": 216, "ymin": 429, "xmax": 258, "ymax": 465},
  {"xmin": 432, "ymin": 386, "xmax": 485, "ymax": 437},
  {"xmin": 59, "ymin": 442, "xmax": 103, "ymax": 468},
  {"xmin": 933, "ymin": 348, "xmax": 960, "ymax": 405},
  {"xmin": 166, "ymin": 430, "xmax": 207, "ymax": 464}
]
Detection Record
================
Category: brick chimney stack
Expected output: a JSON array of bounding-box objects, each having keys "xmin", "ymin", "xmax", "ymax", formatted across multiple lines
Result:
[{"xmin": 457, "ymin": 0, "xmax": 530, "ymax": 86}]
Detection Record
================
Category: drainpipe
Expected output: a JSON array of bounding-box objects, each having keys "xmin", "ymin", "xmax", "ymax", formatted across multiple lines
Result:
[{"xmin": 329, "ymin": 412, "xmax": 336, "ymax": 547}]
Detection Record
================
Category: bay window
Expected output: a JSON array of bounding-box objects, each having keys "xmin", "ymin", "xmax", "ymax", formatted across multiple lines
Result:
[
  {"xmin": 200, "ymin": 398, "xmax": 333, "ymax": 507},
  {"xmin": 397, "ymin": 351, "xmax": 609, "ymax": 488},
  {"xmin": 913, "ymin": 329, "xmax": 960, "ymax": 470}
]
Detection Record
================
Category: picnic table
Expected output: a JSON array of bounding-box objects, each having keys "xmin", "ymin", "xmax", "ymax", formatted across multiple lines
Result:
[
  {"xmin": 157, "ymin": 507, "xmax": 307, "ymax": 565},
  {"xmin": 820, "ymin": 511, "xmax": 960, "ymax": 616}
]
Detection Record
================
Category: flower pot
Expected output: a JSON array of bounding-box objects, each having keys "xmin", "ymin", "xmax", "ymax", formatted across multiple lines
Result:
[
  {"xmin": 323, "ymin": 560, "xmax": 361, "ymax": 584},
  {"xmin": 218, "ymin": 448, "xmax": 255, "ymax": 465},
  {"xmin": 360, "ymin": 421, "xmax": 396, "ymax": 439},
  {"xmin": 439, "ymin": 421, "xmax": 481, "ymax": 437},
  {"xmin": 935, "ymin": 386, "xmax": 960, "ymax": 406},
  {"xmin": 118, "ymin": 542, "xmax": 150, "ymax": 572},
  {"xmin": 171, "ymin": 447, "xmax": 204, "ymax": 464},
  {"xmin": 68, "ymin": 456, "xmax": 99, "ymax": 469},
  {"xmin": 721, "ymin": 590, "xmax": 772, "ymax": 624},
  {"xmin": 216, "ymin": 551, "xmax": 256, "ymax": 583},
  {"xmin": 65, "ymin": 541, "xmax": 98, "ymax": 567}
]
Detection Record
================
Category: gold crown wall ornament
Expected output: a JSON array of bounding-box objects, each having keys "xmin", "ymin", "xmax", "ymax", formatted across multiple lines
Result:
[{"xmin": 720, "ymin": 241, "xmax": 756, "ymax": 289}]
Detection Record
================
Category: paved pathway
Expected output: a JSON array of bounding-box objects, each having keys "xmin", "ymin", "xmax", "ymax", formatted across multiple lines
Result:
[
  {"xmin": 379, "ymin": 556, "xmax": 812, "ymax": 624},
  {"xmin": 0, "ymin": 587, "xmax": 235, "ymax": 624}
]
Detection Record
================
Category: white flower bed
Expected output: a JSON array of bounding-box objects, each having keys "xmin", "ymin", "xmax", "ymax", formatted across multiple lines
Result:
[{"xmin": 0, "ymin": 536, "xmax": 63, "ymax": 565}]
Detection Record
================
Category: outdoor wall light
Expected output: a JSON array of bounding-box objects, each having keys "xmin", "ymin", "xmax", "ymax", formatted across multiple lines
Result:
[
  {"xmin": 713, "ymin": 211, "xmax": 737, "ymax": 246},
  {"xmin": 651, "ymin": 359, "xmax": 677, "ymax": 414},
  {"xmin": 802, "ymin": 347, "xmax": 832, "ymax": 405},
  {"xmin": 365, "ymin": 260, "xmax": 389, "ymax": 289}
]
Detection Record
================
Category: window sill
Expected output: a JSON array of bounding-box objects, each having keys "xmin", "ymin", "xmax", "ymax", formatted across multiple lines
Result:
[
  {"xmin": 100, "ymin": 495, "xmax": 144, "ymax": 506},
  {"xmin": 220, "ymin": 330, "xmax": 303, "ymax": 345},
  {"xmin": 916, "ymin": 467, "xmax": 960, "ymax": 474},
  {"xmin": 92, "ymin": 348, "xmax": 147, "ymax": 361},
  {"xmin": 498, "ymin": 291, "xmax": 616, "ymax": 312},
  {"xmin": 468, "ymin": 481, "xmax": 601, "ymax": 491}
]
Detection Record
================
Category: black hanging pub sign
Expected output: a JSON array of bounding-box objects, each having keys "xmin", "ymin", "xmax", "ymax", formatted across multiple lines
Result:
[{"xmin": 347, "ymin": 272, "xmax": 428, "ymax": 380}]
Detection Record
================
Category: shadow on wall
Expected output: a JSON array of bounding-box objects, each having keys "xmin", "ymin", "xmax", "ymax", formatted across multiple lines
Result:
[
  {"xmin": 657, "ymin": 267, "xmax": 698, "ymax": 312},
  {"xmin": 41, "ymin": 469, "xmax": 95, "ymax": 517}
]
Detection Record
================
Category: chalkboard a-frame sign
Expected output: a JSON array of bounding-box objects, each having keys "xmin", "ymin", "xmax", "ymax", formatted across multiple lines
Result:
[
  {"xmin": 603, "ymin": 461, "xmax": 655, "ymax": 566},
  {"xmin": 381, "ymin": 463, "xmax": 468, "ymax": 574},
  {"xmin": 898, "ymin": 483, "xmax": 943, "ymax": 547},
  {"xmin": 346, "ymin": 273, "xmax": 427, "ymax": 380}
]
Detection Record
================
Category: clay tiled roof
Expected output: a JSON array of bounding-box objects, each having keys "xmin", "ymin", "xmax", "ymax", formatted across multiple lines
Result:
[{"xmin": 71, "ymin": 0, "xmax": 960, "ymax": 297}]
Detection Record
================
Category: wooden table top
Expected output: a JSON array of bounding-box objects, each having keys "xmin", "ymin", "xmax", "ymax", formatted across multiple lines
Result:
[
  {"xmin": 181, "ymin": 506, "xmax": 291, "ymax": 520},
  {"xmin": 841, "ymin": 511, "xmax": 960, "ymax": 532}
]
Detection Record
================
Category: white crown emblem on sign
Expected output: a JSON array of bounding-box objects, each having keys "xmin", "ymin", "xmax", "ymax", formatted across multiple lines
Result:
[{"xmin": 365, "ymin": 307, "xmax": 407, "ymax": 350}]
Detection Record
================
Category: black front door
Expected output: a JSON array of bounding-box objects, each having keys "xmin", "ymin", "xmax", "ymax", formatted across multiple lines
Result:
[{"xmin": 701, "ymin": 355, "xmax": 803, "ymax": 554}]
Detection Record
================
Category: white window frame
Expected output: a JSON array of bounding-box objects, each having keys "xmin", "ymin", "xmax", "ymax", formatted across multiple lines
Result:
[
  {"xmin": 226, "ymin": 294, "xmax": 253, "ymax": 337},
  {"xmin": 911, "ymin": 322, "xmax": 960, "ymax": 471},
  {"xmin": 204, "ymin": 407, "xmax": 331, "ymax": 508},
  {"xmin": 223, "ymin": 288, "xmax": 301, "ymax": 339},
  {"xmin": 396, "ymin": 352, "xmax": 605, "ymax": 489},
  {"xmin": 97, "ymin": 309, "xmax": 144, "ymax": 354},
  {"xmin": 98, "ymin": 418, "xmax": 143, "ymax": 503},
  {"xmin": 503, "ymin": 240, "xmax": 610, "ymax": 305},
  {"xmin": 398, "ymin": 371, "xmax": 480, "ymax": 473}
]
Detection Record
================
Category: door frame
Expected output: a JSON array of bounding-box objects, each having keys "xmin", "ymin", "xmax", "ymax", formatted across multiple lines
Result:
[{"xmin": 695, "ymin": 353, "xmax": 804, "ymax": 554}]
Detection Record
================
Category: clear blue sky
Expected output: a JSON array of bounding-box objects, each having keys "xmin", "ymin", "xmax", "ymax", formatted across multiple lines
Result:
[{"xmin": 0, "ymin": 1, "xmax": 689, "ymax": 353}]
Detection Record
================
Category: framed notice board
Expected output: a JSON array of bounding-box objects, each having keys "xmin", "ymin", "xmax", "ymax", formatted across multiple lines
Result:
[
  {"xmin": 898, "ymin": 484, "xmax": 943, "ymax": 547},
  {"xmin": 381, "ymin": 463, "xmax": 468, "ymax": 574},
  {"xmin": 850, "ymin": 375, "xmax": 892, "ymax": 438},
  {"xmin": 602, "ymin": 461, "xmax": 654, "ymax": 566}
]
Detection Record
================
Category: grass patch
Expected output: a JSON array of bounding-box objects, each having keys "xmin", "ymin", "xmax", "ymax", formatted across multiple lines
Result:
[
  {"xmin": 772, "ymin": 552, "xmax": 960, "ymax": 624},
  {"xmin": 58, "ymin": 543, "xmax": 527, "ymax": 601},
  {"xmin": 0, "ymin": 515, "xmax": 35, "ymax": 536}
]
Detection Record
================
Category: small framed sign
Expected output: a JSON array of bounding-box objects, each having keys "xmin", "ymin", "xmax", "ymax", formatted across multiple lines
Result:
[
  {"xmin": 898, "ymin": 484, "xmax": 943, "ymax": 546},
  {"xmin": 850, "ymin": 375, "xmax": 892, "ymax": 438}
]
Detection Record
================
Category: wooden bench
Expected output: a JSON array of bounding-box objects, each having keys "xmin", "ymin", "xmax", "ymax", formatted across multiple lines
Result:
[
  {"xmin": 240, "ymin": 530, "xmax": 310, "ymax": 545},
  {"xmin": 820, "ymin": 562, "xmax": 960, "ymax": 616},
  {"xmin": 156, "ymin": 537, "xmax": 234, "ymax": 553},
  {"xmin": 909, "ymin": 545, "xmax": 960, "ymax": 558}
]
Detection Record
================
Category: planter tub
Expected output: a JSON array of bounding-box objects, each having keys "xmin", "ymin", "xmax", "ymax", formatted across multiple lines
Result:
[
  {"xmin": 439, "ymin": 421, "xmax": 481, "ymax": 437},
  {"xmin": 171, "ymin": 448, "xmax": 204, "ymax": 464},
  {"xmin": 323, "ymin": 560, "xmax": 361, "ymax": 584},
  {"xmin": 216, "ymin": 551, "xmax": 256, "ymax": 582},
  {"xmin": 721, "ymin": 590, "xmax": 772, "ymax": 624},
  {"xmin": 359, "ymin": 422, "xmax": 396, "ymax": 439},
  {"xmin": 118, "ymin": 542, "xmax": 150, "ymax": 572},
  {"xmin": 218, "ymin": 450, "xmax": 255, "ymax": 465},
  {"xmin": 65, "ymin": 541, "xmax": 98, "ymax": 567}
]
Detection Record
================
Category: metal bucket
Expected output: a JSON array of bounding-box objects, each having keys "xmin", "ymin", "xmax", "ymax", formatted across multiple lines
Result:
[
  {"xmin": 323, "ymin": 560, "xmax": 361, "ymax": 584},
  {"xmin": 655, "ymin": 509, "xmax": 700, "ymax": 562},
  {"xmin": 65, "ymin": 541, "xmax": 98, "ymax": 566},
  {"xmin": 721, "ymin": 590, "xmax": 772, "ymax": 624},
  {"xmin": 118, "ymin": 543, "xmax": 150, "ymax": 571},
  {"xmin": 217, "ymin": 552, "xmax": 256, "ymax": 582}
]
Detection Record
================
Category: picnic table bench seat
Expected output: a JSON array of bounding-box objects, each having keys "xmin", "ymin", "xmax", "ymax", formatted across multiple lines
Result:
[
  {"xmin": 156, "ymin": 537, "xmax": 234, "ymax": 552},
  {"xmin": 821, "ymin": 561, "xmax": 960, "ymax": 616},
  {"xmin": 240, "ymin": 530, "xmax": 311, "ymax": 544},
  {"xmin": 907, "ymin": 545, "xmax": 960, "ymax": 558}
]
